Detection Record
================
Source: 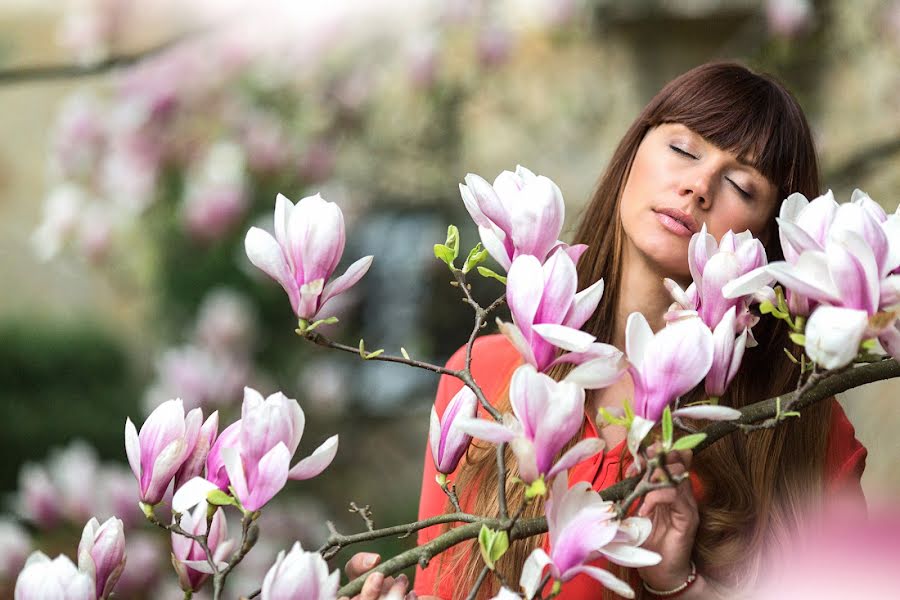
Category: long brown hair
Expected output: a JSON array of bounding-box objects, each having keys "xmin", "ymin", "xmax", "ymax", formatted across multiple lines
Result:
[{"xmin": 442, "ymin": 62, "xmax": 828, "ymax": 598}]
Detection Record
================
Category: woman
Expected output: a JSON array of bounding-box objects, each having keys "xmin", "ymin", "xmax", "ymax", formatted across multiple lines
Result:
[{"xmin": 347, "ymin": 62, "xmax": 867, "ymax": 599}]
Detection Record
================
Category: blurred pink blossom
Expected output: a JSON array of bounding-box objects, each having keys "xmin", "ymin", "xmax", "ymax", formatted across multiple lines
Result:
[{"xmin": 0, "ymin": 520, "xmax": 31, "ymax": 583}]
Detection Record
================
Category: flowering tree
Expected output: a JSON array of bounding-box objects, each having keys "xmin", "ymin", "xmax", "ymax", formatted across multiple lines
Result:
[{"xmin": 14, "ymin": 167, "xmax": 900, "ymax": 599}]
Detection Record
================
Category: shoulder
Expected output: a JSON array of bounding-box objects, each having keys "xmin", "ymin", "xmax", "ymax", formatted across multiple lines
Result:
[
  {"xmin": 824, "ymin": 398, "xmax": 868, "ymax": 487},
  {"xmin": 434, "ymin": 334, "xmax": 522, "ymax": 416}
]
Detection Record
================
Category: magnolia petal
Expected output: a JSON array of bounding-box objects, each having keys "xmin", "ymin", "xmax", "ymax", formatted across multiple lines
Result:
[
  {"xmin": 564, "ymin": 278, "xmax": 605, "ymax": 331},
  {"xmin": 827, "ymin": 229, "xmax": 880, "ymax": 314},
  {"xmin": 547, "ymin": 438, "xmax": 604, "ymax": 480},
  {"xmin": 615, "ymin": 516, "xmax": 652, "ymax": 546},
  {"xmin": 625, "ymin": 312, "xmax": 653, "ymax": 372},
  {"xmin": 767, "ymin": 254, "xmax": 841, "ymax": 306},
  {"xmin": 563, "ymin": 355, "xmax": 626, "ymax": 389},
  {"xmin": 507, "ymin": 255, "xmax": 545, "ymax": 331},
  {"xmin": 568, "ymin": 565, "xmax": 636, "ymax": 599},
  {"xmin": 245, "ymin": 227, "xmax": 296, "ymax": 306},
  {"xmin": 663, "ymin": 278, "xmax": 693, "ymax": 308},
  {"xmin": 245, "ymin": 442, "xmax": 291, "ymax": 511},
  {"xmin": 172, "ymin": 477, "xmax": 219, "ymax": 513},
  {"xmin": 319, "ymin": 255, "xmax": 374, "ymax": 312},
  {"xmin": 627, "ymin": 417, "xmax": 655, "ymax": 472},
  {"xmin": 532, "ymin": 323, "xmax": 596, "ymax": 352},
  {"xmin": 598, "ymin": 544, "xmax": 663, "ymax": 568},
  {"xmin": 179, "ymin": 559, "xmax": 223, "ymax": 574},
  {"xmin": 221, "ymin": 446, "xmax": 248, "ymax": 502},
  {"xmin": 124, "ymin": 418, "xmax": 140, "ymax": 480},
  {"xmin": 721, "ymin": 265, "xmax": 774, "ymax": 299},
  {"xmin": 805, "ymin": 306, "xmax": 869, "ymax": 369},
  {"xmin": 674, "ymin": 405, "xmax": 742, "ymax": 421},
  {"xmin": 521, "ymin": 548, "xmax": 553, "ymax": 600},
  {"xmin": 287, "ymin": 434, "xmax": 339, "ymax": 481},
  {"xmin": 465, "ymin": 173, "xmax": 512, "ymax": 233},
  {"xmin": 458, "ymin": 182, "xmax": 493, "ymax": 229},
  {"xmin": 497, "ymin": 319, "xmax": 538, "ymax": 368},
  {"xmin": 454, "ymin": 416, "xmax": 517, "ymax": 444},
  {"xmin": 479, "ymin": 226, "xmax": 512, "ymax": 271}
]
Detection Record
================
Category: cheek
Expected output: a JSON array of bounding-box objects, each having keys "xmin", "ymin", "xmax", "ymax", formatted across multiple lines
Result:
[{"xmin": 706, "ymin": 201, "xmax": 773, "ymax": 240}]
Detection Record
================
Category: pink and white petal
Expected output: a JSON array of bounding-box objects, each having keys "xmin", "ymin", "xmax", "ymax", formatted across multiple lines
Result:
[
  {"xmin": 767, "ymin": 254, "xmax": 841, "ymax": 305},
  {"xmin": 625, "ymin": 312, "xmax": 653, "ymax": 371},
  {"xmin": 547, "ymin": 438, "xmax": 604, "ymax": 480},
  {"xmin": 627, "ymin": 417, "xmax": 655, "ymax": 471},
  {"xmin": 726, "ymin": 328, "xmax": 749, "ymax": 385},
  {"xmin": 563, "ymin": 356, "xmax": 626, "ymax": 389},
  {"xmin": 880, "ymin": 275, "xmax": 900, "ymax": 309},
  {"xmin": 287, "ymin": 434, "xmax": 339, "ymax": 481},
  {"xmin": 124, "ymin": 418, "xmax": 141, "ymax": 480},
  {"xmin": 221, "ymin": 447, "xmax": 249, "ymax": 502},
  {"xmin": 297, "ymin": 278, "xmax": 324, "ymax": 320},
  {"xmin": 458, "ymin": 183, "xmax": 493, "ymax": 229},
  {"xmin": 511, "ymin": 437, "xmax": 539, "ymax": 483},
  {"xmin": 428, "ymin": 405, "xmax": 441, "ymax": 466},
  {"xmin": 497, "ymin": 319, "xmax": 538, "ymax": 367},
  {"xmin": 244, "ymin": 227, "xmax": 294, "ymax": 292},
  {"xmin": 479, "ymin": 226, "xmax": 512, "ymax": 271},
  {"xmin": 564, "ymin": 278, "xmax": 605, "ymax": 330},
  {"xmin": 827, "ymin": 230, "xmax": 880, "ymax": 314},
  {"xmin": 615, "ymin": 516, "xmax": 652, "ymax": 546},
  {"xmin": 172, "ymin": 477, "xmax": 219, "ymax": 513},
  {"xmin": 779, "ymin": 191, "xmax": 809, "ymax": 222},
  {"xmin": 245, "ymin": 443, "xmax": 291, "ymax": 511},
  {"xmin": 663, "ymin": 278, "xmax": 693, "ymax": 308},
  {"xmin": 552, "ymin": 342, "xmax": 623, "ymax": 368},
  {"xmin": 520, "ymin": 548, "xmax": 553, "ymax": 600},
  {"xmin": 674, "ymin": 405, "xmax": 741, "ymax": 421},
  {"xmin": 319, "ymin": 255, "xmax": 374, "ymax": 309},
  {"xmin": 805, "ymin": 306, "xmax": 869, "ymax": 369},
  {"xmin": 453, "ymin": 417, "xmax": 517, "ymax": 444},
  {"xmin": 721, "ymin": 265, "xmax": 775, "ymax": 300},
  {"xmin": 145, "ymin": 438, "xmax": 187, "ymax": 500},
  {"xmin": 598, "ymin": 544, "xmax": 663, "ymax": 568},
  {"xmin": 567, "ymin": 565, "xmax": 636, "ymax": 599},
  {"xmin": 465, "ymin": 173, "xmax": 512, "ymax": 232},
  {"xmin": 179, "ymin": 559, "xmax": 220, "ymax": 574},
  {"xmin": 878, "ymin": 325, "xmax": 900, "ymax": 361},
  {"xmin": 273, "ymin": 194, "xmax": 294, "ymax": 254},
  {"xmin": 532, "ymin": 323, "xmax": 595, "ymax": 352},
  {"xmin": 534, "ymin": 251, "xmax": 577, "ymax": 324},
  {"xmin": 643, "ymin": 318, "xmax": 713, "ymax": 399},
  {"xmin": 777, "ymin": 217, "xmax": 821, "ymax": 262},
  {"xmin": 507, "ymin": 255, "xmax": 545, "ymax": 330},
  {"xmin": 563, "ymin": 243, "xmax": 588, "ymax": 265}
]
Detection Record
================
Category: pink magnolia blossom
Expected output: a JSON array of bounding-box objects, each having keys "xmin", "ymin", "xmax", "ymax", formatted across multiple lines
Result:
[
  {"xmin": 182, "ymin": 141, "xmax": 249, "ymax": 242},
  {"xmin": 705, "ymin": 307, "xmax": 749, "ymax": 398},
  {"xmin": 456, "ymin": 365, "xmax": 603, "ymax": 484},
  {"xmin": 245, "ymin": 193, "xmax": 373, "ymax": 321},
  {"xmin": 77, "ymin": 517, "xmax": 125, "ymax": 600},
  {"xmin": 520, "ymin": 473, "xmax": 660, "ymax": 599},
  {"xmin": 260, "ymin": 541, "xmax": 338, "ymax": 600},
  {"xmin": 171, "ymin": 504, "xmax": 235, "ymax": 592},
  {"xmin": 124, "ymin": 398, "xmax": 204, "ymax": 505},
  {"xmin": 429, "ymin": 386, "xmax": 477, "ymax": 475},
  {"xmin": 14, "ymin": 551, "xmax": 94, "ymax": 600},
  {"xmin": 499, "ymin": 252, "xmax": 624, "ymax": 386},
  {"xmin": 174, "ymin": 387, "xmax": 338, "ymax": 513},
  {"xmin": 459, "ymin": 166, "xmax": 585, "ymax": 271},
  {"xmin": 174, "ymin": 411, "xmax": 219, "ymax": 491},
  {"xmin": 0, "ymin": 520, "xmax": 31, "ymax": 582}
]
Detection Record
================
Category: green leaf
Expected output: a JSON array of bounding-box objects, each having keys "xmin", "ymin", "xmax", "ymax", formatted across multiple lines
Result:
[
  {"xmin": 789, "ymin": 332, "xmax": 806, "ymax": 346},
  {"xmin": 597, "ymin": 407, "xmax": 625, "ymax": 426},
  {"xmin": 401, "ymin": 347, "xmax": 410, "ymax": 360},
  {"xmin": 476, "ymin": 266, "xmax": 507, "ymax": 285},
  {"xmin": 206, "ymin": 490, "xmax": 237, "ymax": 507},
  {"xmin": 478, "ymin": 526, "xmax": 509, "ymax": 570},
  {"xmin": 662, "ymin": 406, "xmax": 673, "ymax": 449},
  {"xmin": 672, "ymin": 433, "xmax": 707, "ymax": 451},
  {"xmin": 783, "ymin": 348, "xmax": 800, "ymax": 364},
  {"xmin": 462, "ymin": 243, "xmax": 489, "ymax": 274},
  {"xmin": 364, "ymin": 349, "xmax": 385, "ymax": 360},
  {"xmin": 445, "ymin": 225, "xmax": 460, "ymax": 258},
  {"xmin": 433, "ymin": 244, "xmax": 456, "ymax": 268}
]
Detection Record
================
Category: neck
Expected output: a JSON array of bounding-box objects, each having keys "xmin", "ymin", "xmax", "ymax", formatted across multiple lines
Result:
[{"xmin": 611, "ymin": 241, "xmax": 681, "ymax": 349}]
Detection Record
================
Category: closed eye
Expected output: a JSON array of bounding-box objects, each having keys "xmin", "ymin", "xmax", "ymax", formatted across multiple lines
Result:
[
  {"xmin": 669, "ymin": 145, "xmax": 696, "ymax": 159},
  {"xmin": 726, "ymin": 177, "xmax": 752, "ymax": 199}
]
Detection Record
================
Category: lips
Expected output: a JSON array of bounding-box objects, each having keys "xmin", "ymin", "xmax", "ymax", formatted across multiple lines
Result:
[{"xmin": 653, "ymin": 207, "xmax": 700, "ymax": 234}]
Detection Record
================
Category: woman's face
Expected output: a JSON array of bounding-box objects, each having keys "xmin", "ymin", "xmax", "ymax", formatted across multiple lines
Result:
[{"xmin": 619, "ymin": 123, "xmax": 778, "ymax": 282}]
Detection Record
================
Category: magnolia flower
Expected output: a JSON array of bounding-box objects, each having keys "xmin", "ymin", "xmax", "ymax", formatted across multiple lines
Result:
[
  {"xmin": 260, "ymin": 542, "xmax": 339, "ymax": 600},
  {"xmin": 459, "ymin": 166, "xmax": 585, "ymax": 271},
  {"xmin": 705, "ymin": 307, "xmax": 749, "ymax": 398},
  {"xmin": 499, "ymin": 252, "xmax": 624, "ymax": 385},
  {"xmin": 174, "ymin": 388, "xmax": 338, "ymax": 513},
  {"xmin": 125, "ymin": 398, "xmax": 203, "ymax": 505},
  {"xmin": 803, "ymin": 306, "xmax": 871, "ymax": 370},
  {"xmin": 626, "ymin": 313, "xmax": 713, "ymax": 422},
  {"xmin": 14, "ymin": 551, "xmax": 94, "ymax": 600},
  {"xmin": 520, "ymin": 473, "xmax": 660, "ymax": 599},
  {"xmin": 77, "ymin": 517, "xmax": 126, "ymax": 599},
  {"xmin": 245, "ymin": 193, "xmax": 373, "ymax": 321},
  {"xmin": 171, "ymin": 504, "xmax": 235, "ymax": 592},
  {"xmin": 665, "ymin": 225, "xmax": 767, "ymax": 338},
  {"xmin": 0, "ymin": 520, "xmax": 31, "ymax": 582},
  {"xmin": 429, "ymin": 386, "xmax": 478, "ymax": 475},
  {"xmin": 456, "ymin": 365, "xmax": 603, "ymax": 485}
]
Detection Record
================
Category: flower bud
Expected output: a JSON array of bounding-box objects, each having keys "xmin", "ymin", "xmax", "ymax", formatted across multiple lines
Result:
[
  {"xmin": 260, "ymin": 542, "xmax": 338, "ymax": 600},
  {"xmin": 14, "ymin": 551, "xmax": 93, "ymax": 600},
  {"xmin": 429, "ymin": 386, "xmax": 477, "ymax": 475},
  {"xmin": 77, "ymin": 517, "xmax": 126, "ymax": 599}
]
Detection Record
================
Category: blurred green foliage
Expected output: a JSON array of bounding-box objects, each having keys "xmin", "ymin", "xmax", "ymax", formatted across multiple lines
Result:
[{"xmin": 0, "ymin": 319, "xmax": 140, "ymax": 493}]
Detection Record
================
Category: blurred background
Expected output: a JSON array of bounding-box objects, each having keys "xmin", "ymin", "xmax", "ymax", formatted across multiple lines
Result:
[{"xmin": 0, "ymin": 0, "xmax": 898, "ymax": 597}]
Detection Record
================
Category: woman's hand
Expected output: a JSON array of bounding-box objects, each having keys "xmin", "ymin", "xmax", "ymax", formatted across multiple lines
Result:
[
  {"xmin": 634, "ymin": 444, "xmax": 699, "ymax": 592},
  {"xmin": 339, "ymin": 552, "xmax": 413, "ymax": 600}
]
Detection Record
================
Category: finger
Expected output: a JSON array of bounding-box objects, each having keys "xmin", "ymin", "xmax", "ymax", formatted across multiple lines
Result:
[
  {"xmin": 383, "ymin": 574, "xmax": 410, "ymax": 598},
  {"xmin": 346, "ymin": 552, "xmax": 381, "ymax": 579},
  {"xmin": 360, "ymin": 572, "xmax": 385, "ymax": 600},
  {"xmin": 639, "ymin": 488, "xmax": 679, "ymax": 516},
  {"xmin": 649, "ymin": 462, "xmax": 686, "ymax": 484}
]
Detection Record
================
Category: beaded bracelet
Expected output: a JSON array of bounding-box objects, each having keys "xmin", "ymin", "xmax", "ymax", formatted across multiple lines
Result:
[{"xmin": 642, "ymin": 561, "xmax": 698, "ymax": 598}]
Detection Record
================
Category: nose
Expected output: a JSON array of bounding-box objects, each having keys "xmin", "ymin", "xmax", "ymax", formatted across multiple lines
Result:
[{"xmin": 679, "ymin": 169, "xmax": 714, "ymax": 208}]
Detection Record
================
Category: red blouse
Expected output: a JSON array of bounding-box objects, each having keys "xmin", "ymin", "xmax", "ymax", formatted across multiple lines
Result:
[{"xmin": 413, "ymin": 334, "xmax": 868, "ymax": 599}]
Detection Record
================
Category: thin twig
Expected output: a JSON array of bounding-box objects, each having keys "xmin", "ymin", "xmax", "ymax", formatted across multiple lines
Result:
[
  {"xmin": 304, "ymin": 332, "xmax": 458, "ymax": 376},
  {"xmin": 349, "ymin": 502, "xmax": 375, "ymax": 531},
  {"xmin": 439, "ymin": 479, "xmax": 463, "ymax": 513},
  {"xmin": 465, "ymin": 566, "xmax": 492, "ymax": 600}
]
